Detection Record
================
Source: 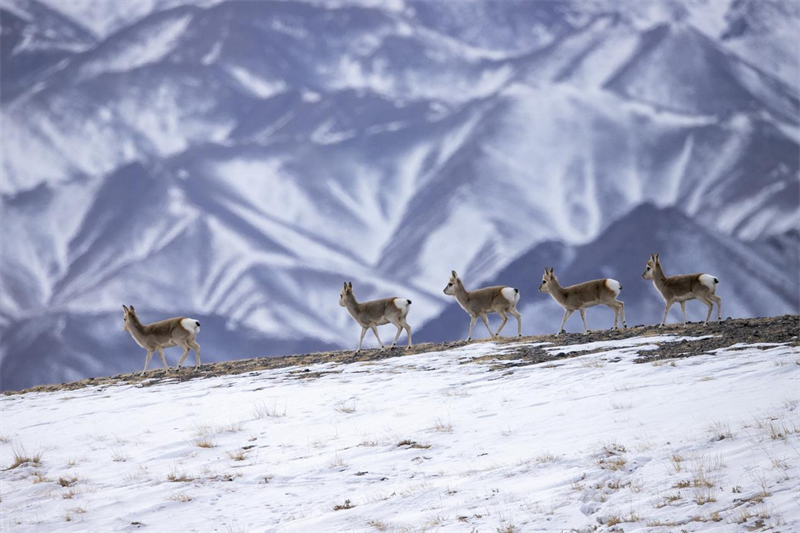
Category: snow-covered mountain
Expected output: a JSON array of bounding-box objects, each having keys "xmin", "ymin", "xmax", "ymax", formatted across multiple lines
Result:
[{"xmin": 1, "ymin": 0, "xmax": 798, "ymax": 390}]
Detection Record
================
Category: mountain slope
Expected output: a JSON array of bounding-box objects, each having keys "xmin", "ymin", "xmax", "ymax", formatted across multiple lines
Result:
[{"xmin": 2, "ymin": 318, "xmax": 798, "ymax": 531}]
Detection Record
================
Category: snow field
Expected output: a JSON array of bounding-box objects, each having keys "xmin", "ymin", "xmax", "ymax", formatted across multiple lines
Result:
[{"xmin": 1, "ymin": 334, "xmax": 798, "ymax": 532}]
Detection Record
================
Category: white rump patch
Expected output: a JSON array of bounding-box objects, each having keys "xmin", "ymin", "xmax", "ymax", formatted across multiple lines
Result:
[
  {"xmin": 501, "ymin": 287, "xmax": 519, "ymax": 305},
  {"xmin": 699, "ymin": 274, "xmax": 717, "ymax": 292},
  {"xmin": 393, "ymin": 298, "xmax": 410, "ymax": 314},
  {"xmin": 605, "ymin": 279, "xmax": 622, "ymax": 296},
  {"xmin": 181, "ymin": 318, "xmax": 200, "ymax": 334}
]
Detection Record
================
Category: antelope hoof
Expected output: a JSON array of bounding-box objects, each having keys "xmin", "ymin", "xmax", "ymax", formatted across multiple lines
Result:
[
  {"xmin": 623, "ymin": 323, "xmax": 627, "ymax": 329},
  {"xmin": 466, "ymin": 337, "xmax": 472, "ymax": 342}
]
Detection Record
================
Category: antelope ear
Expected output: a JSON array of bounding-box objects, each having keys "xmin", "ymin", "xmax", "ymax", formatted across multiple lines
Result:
[
  {"xmin": 655, "ymin": 253, "xmax": 660, "ymax": 262},
  {"xmin": 129, "ymin": 305, "xmax": 135, "ymax": 312},
  {"xmin": 348, "ymin": 281, "xmax": 352, "ymax": 289},
  {"xmin": 451, "ymin": 270, "xmax": 458, "ymax": 278},
  {"xmin": 549, "ymin": 267, "xmax": 554, "ymax": 275},
  {"xmin": 122, "ymin": 305, "xmax": 129, "ymax": 312},
  {"xmin": 343, "ymin": 282, "xmax": 348, "ymax": 289}
]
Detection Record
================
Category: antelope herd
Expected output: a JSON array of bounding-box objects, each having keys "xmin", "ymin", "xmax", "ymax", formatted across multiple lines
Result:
[{"xmin": 124, "ymin": 255, "xmax": 722, "ymax": 371}]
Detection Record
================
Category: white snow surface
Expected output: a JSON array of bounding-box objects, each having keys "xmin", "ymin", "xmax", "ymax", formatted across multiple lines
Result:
[{"xmin": 2, "ymin": 335, "xmax": 798, "ymax": 531}]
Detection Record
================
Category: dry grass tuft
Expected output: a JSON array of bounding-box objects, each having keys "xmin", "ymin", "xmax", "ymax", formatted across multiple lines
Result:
[
  {"xmin": 535, "ymin": 452, "xmax": 557, "ymax": 464},
  {"xmin": 708, "ymin": 421, "xmax": 734, "ymax": 441},
  {"xmin": 751, "ymin": 414, "xmax": 799, "ymax": 441},
  {"xmin": 597, "ymin": 456, "xmax": 626, "ymax": 471},
  {"xmin": 429, "ymin": 417, "xmax": 454, "ymax": 433},
  {"xmin": 227, "ymin": 450, "xmax": 247, "ymax": 462},
  {"xmin": 329, "ymin": 452, "xmax": 347, "ymax": 468},
  {"xmin": 167, "ymin": 469, "xmax": 195, "ymax": 483},
  {"xmin": 194, "ymin": 436, "xmax": 217, "ymax": 448},
  {"xmin": 333, "ymin": 499, "xmax": 354, "ymax": 511},
  {"xmin": 111, "ymin": 449, "xmax": 129, "ymax": 462},
  {"xmin": 605, "ymin": 511, "xmax": 640, "ymax": 526},
  {"xmin": 7, "ymin": 445, "xmax": 44, "ymax": 469},
  {"xmin": 64, "ymin": 506, "xmax": 87, "ymax": 521},
  {"xmin": 693, "ymin": 487, "xmax": 717, "ymax": 505},
  {"xmin": 581, "ymin": 357, "xmax": 606, "ymax": 368},
  {"xmin": 366, "ymin": 519, "xmax": 389, "ymax": 531},
  {"xmin": 653, "ymin": 492, "xmax": 682, "ymax": 508},
  {"xmin": 31, "ymin": 472, "xmax": 51, "ymax": 484},
  {"xmin": 397, "ymin": 440, "xmax": 431, "ymax": 449},
  {"xmin": 252, "ymin": 400, "xmax": 287, "ymax": 419},
  {"xmin": 168, "ymin": 492, "xmax": 193, "ymax": 503},
  {"xmin": 667, "ymin": 453, "xmax": 684, "ymax": 474},
  {"xmin": 58, "ymin": 475, "xmax": 79, "ymax": 487},
  {"xmin": 333, "ymin": 400, "xmax": 357, "ymax": 414}
]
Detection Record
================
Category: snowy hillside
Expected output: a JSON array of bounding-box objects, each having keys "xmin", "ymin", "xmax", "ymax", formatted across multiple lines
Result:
[
  {"xmin": 1, "ymin": 0, "xmax": 798, "ymax": 390},
  {"xmin": 2, "ymin": 318, "xmax": 799, "ymax": 531}
]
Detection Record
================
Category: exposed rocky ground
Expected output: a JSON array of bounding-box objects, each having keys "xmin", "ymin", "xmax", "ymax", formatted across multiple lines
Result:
[{"xmin": 6, "ymin": 315, "xmax": 797, "ymax": 395}]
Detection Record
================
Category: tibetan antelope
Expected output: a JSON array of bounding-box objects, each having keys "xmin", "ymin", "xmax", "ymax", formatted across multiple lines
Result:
[
  {"xmin": 642, "ymin": 253, "xmax": 721, "ymax": 327},
  {"xmin": 122, "ymin": 305, "xmax": 201, "ymax": 374},
  {"xmin": 339, "ymin": 282, "xmax": 412, "ymax": 352},
  {"xmin": 443, "ymin": 270, "xmax": 521, "ymax": 341},
  {"xmin": 538, "ymin": 267, "xmax": 626, "ymax": 335}
]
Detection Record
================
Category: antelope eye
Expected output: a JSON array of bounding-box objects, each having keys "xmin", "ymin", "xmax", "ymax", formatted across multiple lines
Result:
[
  {"xmin": 646, "ymin": 267, "xmax": 650, "ymax": 271},
  {"xmin": 448, "ymin": 283, "xmax": 453, "ymax": 287}
]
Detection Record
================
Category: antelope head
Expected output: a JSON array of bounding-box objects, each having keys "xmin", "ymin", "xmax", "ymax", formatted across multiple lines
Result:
[
  {"xmin": 122, "ymin": 304, "xmax": 137, "ymax": 332},
  {"xmin": 443, "ymin": 270, "xmax": 460, "ymax": 295},
  {"xmin": 642, "ymin": 253, "xmax": 659, "ymax": 280},
  {"xmin": 538, "ymin": 268, "xmax": 555, "ymax": 293},
  {"xmin": 339, "ymin": 282, "xmax": 353, "ymax": 307}
]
